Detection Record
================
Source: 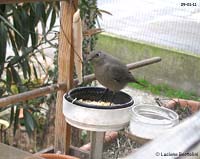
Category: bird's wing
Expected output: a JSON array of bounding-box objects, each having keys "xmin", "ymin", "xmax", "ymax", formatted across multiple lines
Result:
[{"xmin": 107, "ymin": 64, "xmax": 129, "ymax": 83}]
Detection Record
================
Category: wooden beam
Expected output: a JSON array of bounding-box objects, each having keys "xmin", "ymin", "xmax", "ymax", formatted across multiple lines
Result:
[
  {"xmin": 0, "ymin": 57, "xmax": 161, "ymax": 108},
  {"xmin": 127, "ymin": 56, "xmax": 161, "ymax": 69},
  {"xmin": 54, "ymin": 0, "xmax": 77, "ymax": 154},
  {"xmin": 0, "ymin": 0, "xmax": 60, "ymax": 4},
  {"xmin": 0, "ymin": 83, "xmax": 66, "ymax": 108}
]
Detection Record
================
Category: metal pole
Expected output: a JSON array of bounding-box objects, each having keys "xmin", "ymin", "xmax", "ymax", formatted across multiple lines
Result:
[{"xmin": 90, "ymin": 131, "xmax": 105, "ymax": 159}]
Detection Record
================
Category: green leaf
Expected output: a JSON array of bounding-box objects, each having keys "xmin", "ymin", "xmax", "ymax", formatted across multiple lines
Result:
[
  {"xmin": 9, "ymin": 55, "xmax": 21, "ymax": 66},
  {"xmin": 20, "ymin": 9, "xmax": 30, "ymax": 46},
  {"xmin": 6, "ymin": 68, "xmax": 12, "ymax": 91},
  {"xmin": 98, "ymin": 9, "xmax": 112, "ymax": 16},
  {"xmin": 0, "ymin": 87, "xmax": 5, "ymax": 97},
  {"xmin": 10, "ymin": 66, "xmax": 22, "ymax": 85},
  {"xmin": 9, "ymin": 106, "xmax": 14, "ymax": 128},
  {"xmin": 23, "ymin": 109, "xmax": 36, "ymax": 136},
  {"xmin": 25, "ymin": 58, "xmax": 31, "ymax": 79},
  {"xmin": 0, "ymin": 4, "xmax": 6, "ymax": 13},
  {"xmin": 49, "ymin": 8, "xmax": 56, "ymax": 31},
  {"xmin": 30, "ymin": 4, "xmax": 39, "ymax": 26},
  {"xmin": 13, "ymin": 10, "xmax": 23, "ymax": 49},
  {"xmin": 46, "ymin": 4, "xmax": 52, "ymax": 19},
  {"xmin": 32, "ymin": 63, "xmax": 38, "ymax": 80},
  {"xmin": 20, "ymin": 60, "xmax": 28, "ymax": 79},
  {"xmin": 36, "ymin": 2, "xmax": 46, "ymax": 25},
  {"xmin": 0, "ymin": 14, "xmax": 24, "ymax": 39},
  {"xmin": 33, "ymin": 54, "xmax": 46, "ymax": 73},
  {"xmin": 13, "ymin": 7, "xmax": 31, "ymax": 49},
  {"xmin": 13, "ymin": 106, "xmax": 20, "ymax": 136},
  {"xmin": 0, "ymin": 22, "xmax": 7, "ymax": 78},
  {"xmin": 30, "ymin": 23, "xmax": 37, "ymax": 47},
  {"xmin": 8, "ymin": 29, "xmax": 19, "ymax": 56},
  {"xmin": 19, "ymin": 52, "xmax": 31, "ymax": 80}
]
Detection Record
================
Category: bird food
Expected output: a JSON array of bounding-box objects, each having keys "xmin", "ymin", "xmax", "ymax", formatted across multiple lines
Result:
[{"xmin": 78, "ymin": 99, "xmax": 112, "ymax": 106}]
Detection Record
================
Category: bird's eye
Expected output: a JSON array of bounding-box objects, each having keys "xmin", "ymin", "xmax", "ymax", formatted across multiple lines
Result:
[{"xmin": 95, "ymin": 52, "xmax": 100, "ymax": 57}]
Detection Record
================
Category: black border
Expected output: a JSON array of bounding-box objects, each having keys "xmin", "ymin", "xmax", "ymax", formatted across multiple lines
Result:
[{"xmin": 64, "ymin": 87, "xmax": 134, "ymax": 109}]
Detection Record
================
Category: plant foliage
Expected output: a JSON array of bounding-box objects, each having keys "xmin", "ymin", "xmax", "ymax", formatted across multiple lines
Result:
[
  {"xmin": 0, "ymin": 2, "xmax": 60, "ymax": 136},
  {"xmin": 0, "ymin": 0, "xmax": 104, "ymax": 149}
]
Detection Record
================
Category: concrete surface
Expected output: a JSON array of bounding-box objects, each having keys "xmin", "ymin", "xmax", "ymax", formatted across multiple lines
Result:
[
  {"xmin": 96, "ymin": 34, "xmax": 200, "ymax": 95},
  {"xmin": 97, "ymin": 0, "xmax": 200, "ymax": 54}
]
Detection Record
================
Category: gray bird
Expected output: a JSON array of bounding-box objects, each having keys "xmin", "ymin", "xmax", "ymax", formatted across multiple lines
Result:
[{"xmin": 87, "ymin": 51, "xmax": 144, "ymax": 93}]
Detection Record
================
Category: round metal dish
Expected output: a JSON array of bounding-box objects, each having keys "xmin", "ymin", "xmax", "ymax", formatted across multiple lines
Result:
[
  {"xmin": 130, "ymin": 104, "xmax": 179, "ymax": 140},
  {"xmin": 63, "ymin": 87, "xmax": 134, "ymax": 131}
]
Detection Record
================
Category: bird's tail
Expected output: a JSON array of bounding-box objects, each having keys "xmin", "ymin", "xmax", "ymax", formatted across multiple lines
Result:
[{"xmin": 131, "ymin": 77, "xmax": 146, "ymax": 87}]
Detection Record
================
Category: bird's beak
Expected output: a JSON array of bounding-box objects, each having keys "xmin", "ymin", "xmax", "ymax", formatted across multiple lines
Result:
[{"xmin": 86, "ymin": 51, "xmax": 95, "ymax": 62}]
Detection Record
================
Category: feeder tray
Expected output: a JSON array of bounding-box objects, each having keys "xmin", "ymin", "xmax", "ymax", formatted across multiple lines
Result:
[{"xmin": 63, "ymin": 87, "xmax": 134, "ymax": 131}]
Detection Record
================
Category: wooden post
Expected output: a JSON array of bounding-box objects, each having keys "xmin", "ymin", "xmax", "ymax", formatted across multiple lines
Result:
[{"xmin": 54, "ymin": 0, "xmax": 78, "ymax": 154}]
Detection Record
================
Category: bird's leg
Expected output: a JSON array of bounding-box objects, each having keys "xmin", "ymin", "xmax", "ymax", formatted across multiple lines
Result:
[
  {"xmin": 109, "ymin": 91, "xmax": 115, "ymax": 106},
  {"xmin": 97, "ymin": 88, "xmax": 109, "ymax": 101}
]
